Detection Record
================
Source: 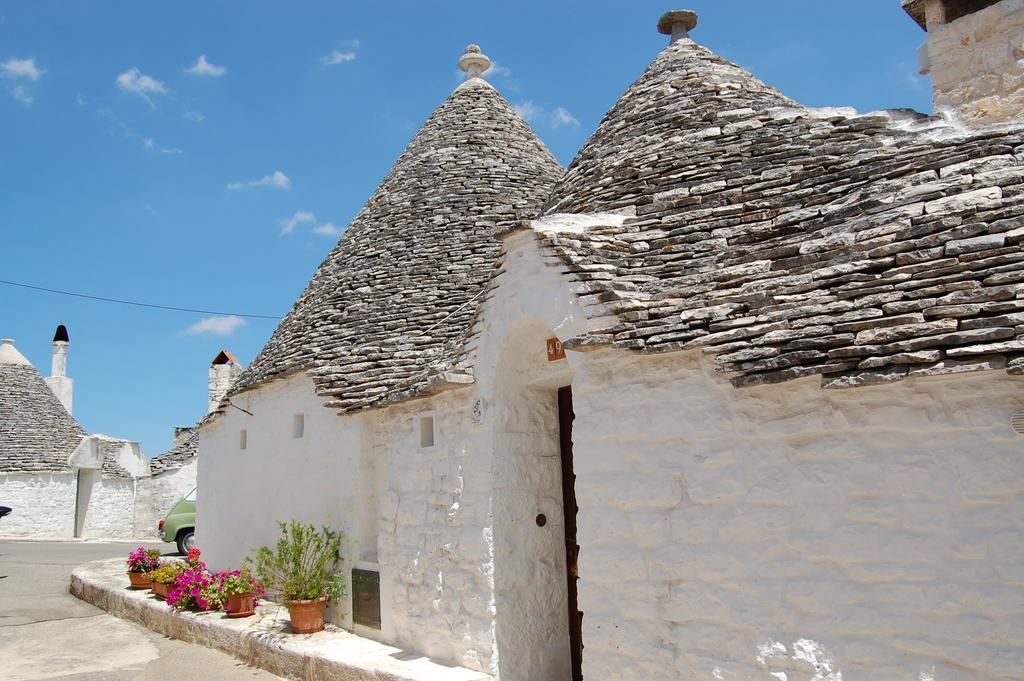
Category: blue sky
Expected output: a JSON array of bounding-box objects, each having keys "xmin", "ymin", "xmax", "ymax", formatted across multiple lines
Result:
[{"xmin": 0, "ymin": 1, "xmax": 931, "ymax": 457}]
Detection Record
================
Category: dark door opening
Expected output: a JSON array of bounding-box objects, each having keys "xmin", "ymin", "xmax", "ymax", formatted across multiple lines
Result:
[{"xmin": 558, "ymin": 386, "xmax": 583, "ymax": 681}]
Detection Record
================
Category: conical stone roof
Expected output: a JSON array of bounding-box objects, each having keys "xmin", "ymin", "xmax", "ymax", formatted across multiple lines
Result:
[
  {"xmin": 0, "ymin": 339, "xmax": 85, "ymax": 473},
  {"xmin": 230, "ymin": 67, "xmax": 563, "ymax": 411},
  {"xmin": 535, "ymin": 19, "xmax": 1024, "ymax": 389},
  {"xmin": 543, "ymin": 36, "xmax": 795, "ymax": 216}
]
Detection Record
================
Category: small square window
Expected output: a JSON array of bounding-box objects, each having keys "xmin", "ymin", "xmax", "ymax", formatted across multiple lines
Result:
[
  {"xmin": 293, "ymin": 413, "xmax": 305, "ymax": 439},
  {"xmin": 239, "ymin": 429, "xmax": 247, "ymax": 450},
  {"xmin": 419, "ymin": 415, "xmax": 434, "ymax": 448}
]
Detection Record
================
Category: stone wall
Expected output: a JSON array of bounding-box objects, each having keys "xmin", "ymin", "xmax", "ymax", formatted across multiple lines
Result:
[
  {"xmin": 926, "ymin": 0, "xmax": 1024, "ymax": 125},
  {"xmin": 134, "ymin": 459, "xmax": 197, "ymax": 538},
  {"xmin": 372, "ymin": 390, "xmax": 497, "ymax": 673},
  {"xmin": 80, "ymin": 476, "xmax": 137, "ymax": 539},
  {"xmin": 0, "ymin": 472, "xmax": 76, "ymax": 537},
  {"xmin": 570, "ymin": 346, "xmax": 1024, "ymax": 680}
]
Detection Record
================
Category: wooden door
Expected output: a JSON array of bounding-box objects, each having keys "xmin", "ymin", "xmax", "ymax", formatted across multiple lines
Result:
[{"xmin": 558, "ymin": 387, "xmax": 583, "ymax": 681}]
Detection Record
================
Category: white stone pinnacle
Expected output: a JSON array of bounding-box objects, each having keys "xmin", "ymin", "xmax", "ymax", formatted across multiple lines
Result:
[
  {"xmin": 0, "ymin": 338, "xmax": 31, "ymax": 365},
  {"xmin": 657, "ymin": 9, "xmax": 698, "ymax": 44},
  {"xmin": 458, "ymin": 44, "xmax": 491, "ymax": 80}
]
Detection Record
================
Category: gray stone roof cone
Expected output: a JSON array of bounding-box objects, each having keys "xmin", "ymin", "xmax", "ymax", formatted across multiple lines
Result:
[
  {"xmin": 0, "ymin": 338, "xmax": 85, "ymax": 473},
  {"xmin": 537, "ymin": 11, "xmax": 1024, "ymax": 390},
  {"xmin": 229, "ymin": 44, "xmax": 563, "ymax": 411}
]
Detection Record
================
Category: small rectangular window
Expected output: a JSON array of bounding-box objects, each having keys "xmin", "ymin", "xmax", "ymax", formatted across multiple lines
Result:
[
  {"xmin": 239, "ymin": 429, "xmax": 247, "ymax": 450},
  {"xmin": 293, "ymin": 413, "xmax": 305, "ymax": 439},
  {"xmin": 419, "ymin": 415, "xmax": 434, "ymax": 448}
]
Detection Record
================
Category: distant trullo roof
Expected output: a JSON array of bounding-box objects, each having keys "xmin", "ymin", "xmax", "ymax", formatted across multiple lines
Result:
[
  {"xmin": 535, "ymin": 12, "xmax": 1024, "ymax": 389},
  {"xmin": 0, "ymin": 338, "xmax": 85, "ymax": 473},
  {"xmin": 150, "ymin": 429, "xmax": 198, "ymax": 476},
  {"xmin": 226, "ymin": 46, "xmax": 563, "ymax": 411}
]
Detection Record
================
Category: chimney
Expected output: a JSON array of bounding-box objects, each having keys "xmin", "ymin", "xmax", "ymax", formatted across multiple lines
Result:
[
  {"xmin": 44, "ymin": 324, "xmax": 73, "ymax": 414},
  {"xmin": 208, "ymin": 350, "xmax": 242, "ymax": 414},
  {"xmin": 904, "ymin": 0, "xmax": 1024, "ymax": 126}
]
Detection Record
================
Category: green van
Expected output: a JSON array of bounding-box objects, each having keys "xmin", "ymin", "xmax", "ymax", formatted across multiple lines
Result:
[{"xmin": 158, "ymin": 486, "xmax": 196, "ymax": 554}]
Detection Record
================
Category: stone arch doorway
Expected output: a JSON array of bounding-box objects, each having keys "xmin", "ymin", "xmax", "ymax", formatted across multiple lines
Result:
[{"xmin": 491, "ymin": 320, "xmax": 580, "ymax": 680}]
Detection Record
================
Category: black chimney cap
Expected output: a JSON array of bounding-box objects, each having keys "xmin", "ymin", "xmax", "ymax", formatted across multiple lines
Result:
[{"xmin": 53, "ymin": 324, "xmax": 69, "ymax": 343}]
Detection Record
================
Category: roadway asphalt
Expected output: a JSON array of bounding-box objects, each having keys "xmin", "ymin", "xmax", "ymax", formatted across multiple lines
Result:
[{"xmin": 0, "ymin": 540, "xmax": 282, "ymax": 681}]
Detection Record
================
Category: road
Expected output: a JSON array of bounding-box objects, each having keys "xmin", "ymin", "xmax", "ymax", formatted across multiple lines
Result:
[{"xmin": 0, "ymin": 540, "xmax": 282, "ymax": 681}]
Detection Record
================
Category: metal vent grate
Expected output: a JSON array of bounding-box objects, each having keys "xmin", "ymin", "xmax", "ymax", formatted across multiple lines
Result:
[{"xmin": 1011, "ymin": 409, "xmax": 1024, "ymax": 436}]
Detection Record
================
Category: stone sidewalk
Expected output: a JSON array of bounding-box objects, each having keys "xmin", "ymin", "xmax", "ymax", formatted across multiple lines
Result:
[{"xmin": 71, "ymin": 558, "xmax": 491, "ymax": 681}]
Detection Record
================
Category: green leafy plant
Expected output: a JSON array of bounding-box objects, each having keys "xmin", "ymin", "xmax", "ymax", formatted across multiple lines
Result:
[{"xmin": 248, "ymin": 521, "xmax": 346, "ymax": 603}]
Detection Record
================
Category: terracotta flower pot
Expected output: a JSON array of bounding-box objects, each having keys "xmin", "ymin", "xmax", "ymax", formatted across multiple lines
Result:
[
  {"xmin": 226, "ymin": 592, "xmax": 257, "ymax": 618},
  {"xmin": 128, "ymin": 571, "xmax": 152, "ymax": 589},
  {"xmin": 286, "ymin": 597, "xmax": 327, "ymax": 634},
  {"xmin": 151, "ymin": 582, "xmax": 170, "ymax": 599}
]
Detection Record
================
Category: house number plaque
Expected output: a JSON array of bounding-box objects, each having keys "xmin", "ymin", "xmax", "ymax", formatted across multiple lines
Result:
[{"xmin": 546, "ymin": 337, "xmax": 566, "ymax": 362}]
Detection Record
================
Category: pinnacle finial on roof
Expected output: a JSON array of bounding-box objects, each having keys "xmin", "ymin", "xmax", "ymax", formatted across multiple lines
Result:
[
  {"xmin": 0, "ymin": 338, "xmax": 31, "ymax": 365},
  {"xmin": 658, "ymin": 10, "xmax": 698, "ymax": 44},
  {"xmin": 458, "ymin": 44, "xmax": 491, "ymax": 80}
]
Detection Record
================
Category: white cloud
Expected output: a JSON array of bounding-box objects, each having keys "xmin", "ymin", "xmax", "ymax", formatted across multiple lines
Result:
[
  {"xmin": 182, "ymin": 110, "xmax": 206, "ymax": 122},
  {"xmin": 12, "ymin": 85, "xmax": 32, "ymax": 105},
  {"xmin": 97, "ymin": 108, "xmax": 182, "ymax": 155},
  {"xmin": 514, "ymin": 102, "xmax": 581, "ymax": 130},
  {"xmin": 227, "ymin": 170, "xmax": 291, "ymax": 191},
  {"xmin": 552, "ymin": 106, "xmax": 580, "ymax": 128},
  {"xmin": 312, "ymin": 222, "xmax": 341, "ymax": 237},
  {"xmin": 322, "ymin": 49, "xmax": 357, "ymax": 66},
  {"xmin": 279, "ymin": 210, "xmax": 316, "ymax": 235},
  {"xmin": 513, "ymin": 101, "xmax": 541, "ymax": 122},
  {"xmin": 116, "ymin": 67, "xmax": 167, "ymax": 107},
  {"xmin": 184, "ymin": 315, "xmax": 246, "ymax": 337},
  {"xmin": 186, "ymin": 54, "xmax": 226, "ymax": 77},
  {"xmin": 2, "ymin": 57, "xmax": 42, "ymax": 105},
  {"xmin": 2, "ymin": 57, "xmax": 41, "ymax": 81},
  {"xmin": 142, "ymin": 137, "xmax": 182, "ymax": 154},
  {"xmin": 484, "ymin": 61, "xmax": 511, "ymax": 78}
]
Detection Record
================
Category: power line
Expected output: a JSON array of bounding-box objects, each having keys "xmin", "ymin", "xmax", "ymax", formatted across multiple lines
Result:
[{"xmin": 0, "ymin": 279, "xmax": 282, "ymax": 320}]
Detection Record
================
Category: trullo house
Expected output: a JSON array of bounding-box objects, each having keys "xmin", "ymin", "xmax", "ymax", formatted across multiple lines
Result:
[
  {"xmin": 0, "ymin": 328, "xmax": 149, "ymax": 538},
  {"xmin": 198, "ymin": 5, "xmax": 1024, "ymax": 680}
]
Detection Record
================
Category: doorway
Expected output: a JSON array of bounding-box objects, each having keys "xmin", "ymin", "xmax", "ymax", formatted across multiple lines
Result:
[
  {"xmin": 558, "ymin": 387, "xmax": 583, "ymax": 681},
  {"xmin": 73, "ymin": 469, "xmax": 94, "ymax": 538},
  {"xmin": 491, "ymin": 320, "xmax": 576, "ymax": 680}
]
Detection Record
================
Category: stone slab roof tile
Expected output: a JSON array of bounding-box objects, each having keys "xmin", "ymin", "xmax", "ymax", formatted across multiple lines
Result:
[
  {"xmin": 224, "ymin": 78, "xmax": 563, "ymax": 412},
  {"xmin": 149, "ymin": 430, "xmax": 199, "ymax": 476},
  {"xmin": 537, "ymin": 37, "xmax": 1024, "ymax": 390},
  {"xmin": 0, "ymin": 360, "xmax": 85, "ymax": 474}
]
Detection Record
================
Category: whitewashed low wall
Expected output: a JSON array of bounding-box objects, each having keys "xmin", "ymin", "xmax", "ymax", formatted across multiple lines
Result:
[
  {"xmin": 0, "ymin": 472, "xmax": 76, "ymax": 537},
  {"xmin": 134, "ymin": 460, "xmax": 197, "ymax": 538},
  {"xmin": 570, "ymin": 348, "xmax": 1024, "ymax": 681}
]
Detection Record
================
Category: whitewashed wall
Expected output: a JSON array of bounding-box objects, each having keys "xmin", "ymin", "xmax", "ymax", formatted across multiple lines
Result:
[
  {"xmin": 197, "ymin": 372, "xmax": 364, "ymax": 626},
  {"xmin": 134, "ymin": 460, "xmax": 197, "ymax": 538},
  {"xmin": 0, "ymin": 472, "xmax": 76, "ymax": 537},
  {"xmin": 569, "ymin": 348, "xmax": 1024, "ymax": 681},
  {"xmin": 79, "ymin": 476, "xmax": 137, "ymax": 539}
]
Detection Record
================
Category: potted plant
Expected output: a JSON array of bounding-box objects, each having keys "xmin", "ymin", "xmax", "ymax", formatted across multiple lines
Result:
[
  {"xmin": 126, "ymin": 547, "xmax": 161, "ymax": 589},
  {"xmin": 166, "ymin": 548, "xmax": 219, "ymax": 612},
  {"xmin": 215, "ymin": 569, "xmax": 265, "ymax": 618},
  {"xmin": 148, "ymin": 563, "xmax": 184, "ymax": 599},
  {"xmin": 250, "ymin": 521, "xmax": 346, "ymax": 634}
]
